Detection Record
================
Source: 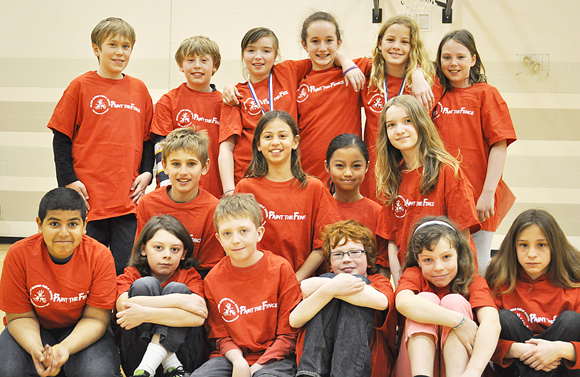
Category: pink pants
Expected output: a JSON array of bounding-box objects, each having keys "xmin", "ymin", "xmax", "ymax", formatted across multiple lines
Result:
[{"xmin": 394, "ymin": 292, "xmax": 473, "ymax": 377}]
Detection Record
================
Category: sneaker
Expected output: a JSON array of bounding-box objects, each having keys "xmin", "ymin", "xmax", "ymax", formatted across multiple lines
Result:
[
  {"xmin": 164, "ymin": 366, "xmax": 186, "ymax": 377},
  {"xmin": 131, "ymin": 371, "xmax": 151, "ymax": 377}
]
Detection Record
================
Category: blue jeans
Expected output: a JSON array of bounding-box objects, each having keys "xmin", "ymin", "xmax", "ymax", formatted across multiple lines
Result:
[
  {"xmin": 296, "ymin": 273, "xmax": 375, "ymax": 377},
  {"xmin": 191, "ymin": 356, "xmax": 296, "ymax": 377},
  {"xmin": 495, "ymin": 309, "xmax": 580, "ymax": 377},
  {"xmin": 0, "ymin": 325, "xmax": 121, "ymax": 377},
  {"xmin": 119, "ymin": 276, "xmax": 205, "ymax": 375},
  {"xmin": 86, "ymin": 213, "xmax": 137, "ymax": 275}
]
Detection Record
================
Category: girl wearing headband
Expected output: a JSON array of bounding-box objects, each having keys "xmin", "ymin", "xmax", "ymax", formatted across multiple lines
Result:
[{"xmin": 394, "ymin": 216, "xmax": 500, "ymax": 377}]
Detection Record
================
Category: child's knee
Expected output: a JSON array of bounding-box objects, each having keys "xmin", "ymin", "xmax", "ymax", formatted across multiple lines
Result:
[
  {"xmin": 163, "ymin": 281, "xmax": 191, "ymax": 295},
  {"xmin": 418, "ymin": 291, "xmax": 440, "ymax": 304},
  {"xmin": 440, "ymin": 293, "xmax": 471, "ymax": 316},
  {"xmin": 128, "ymin": 276, "xmax": 163, "ymax": 297}
]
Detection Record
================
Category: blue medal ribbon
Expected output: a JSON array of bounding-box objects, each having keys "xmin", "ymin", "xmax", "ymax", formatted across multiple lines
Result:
[{"xmin": 247, "ymin": 73, "xmax": 273, "ymax": 115}]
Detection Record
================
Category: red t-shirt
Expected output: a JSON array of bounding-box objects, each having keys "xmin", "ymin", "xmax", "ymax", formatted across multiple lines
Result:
[
  {"xmin": 433, "ymin": 83, "xmax": 517, "ymax": 231},
  {"xmin": 396, "ymin": 266, "xmax": 495, "ymax": 310},
  {"xmin": 219, "ymin": 60, "xmax": 312, "ymax": 183},
  {"xmin": 204, "ymin": 250, "xmax": 302, "ymax": 364},
  {"xmin": 0, "ymin": 233, "xmax": 117, "ymax": 329},
  {"xmin": 117, "ymin": 266, "xmax": 204, "ymax": 299},
  {"xmin": 47, "ymin": 71, "xmax": 153, "ymax": 221},
  {"xmin": 491, "ymin": 270, "xmax": 580, "ymax": 369},
  {"xmin": 376, "ymin": 164, "xmax": 480, "ymax": 267},
  {"xmin": 360, "ymin": 59, "xmax": 443, "ymax": 202},
  {"xmin": 234, "ymin": 177, "xmax": 341, "ymax": 271},
  {"xmin": 296, "ymin": 60, "xmax": 363, "ymax": 183},
  {"xmin": 335, "ymin": 197, "xmax": 388, "ymax": 266},
  {"xmin": 136, "ymin": 187, "xmax": 223, "ymax": 270},
  {"xmin": 295, "ymin": 273, "xmax": 396, "ymax": 377},
  {"xmin": 151, "ymin": 83, "xmax": 223, "ymax": 198}
]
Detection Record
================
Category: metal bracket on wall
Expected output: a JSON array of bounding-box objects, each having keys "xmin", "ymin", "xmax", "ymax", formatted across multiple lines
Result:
[
  {"xmin": 372, "ymin": 0, "xmax": 383, "ymax": 23},
  {"xmin": 435, "ymin": 0, "xmax": 453, "ymax": 23}
]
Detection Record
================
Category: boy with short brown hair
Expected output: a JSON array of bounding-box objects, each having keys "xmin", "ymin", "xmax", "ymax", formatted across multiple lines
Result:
[
  {"xmin": 136, "ymin": 127, "xmax": 223, "ymax": 278},
  {"xmin": 191, "ymin": 194, "xmax": 302, "ymax": 377},
  {"xmin": 48, "ymin": 16, "xmax": 154, "ymax": 275},
  {"xmin": 152, "ymin": 35, "xmax": 223, "ymax": 198}
]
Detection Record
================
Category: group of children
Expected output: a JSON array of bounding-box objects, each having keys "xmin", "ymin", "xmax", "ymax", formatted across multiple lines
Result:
[{"xmin": 0, "ymin": 10, "xmax": 578, "ymax": 377}]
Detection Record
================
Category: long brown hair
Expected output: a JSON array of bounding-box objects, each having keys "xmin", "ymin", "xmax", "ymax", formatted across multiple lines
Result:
[
  {"xmin": 436, "ymin": 29, "xmax": 486, "ymax": 96},
  {"xmin": 403, "ymin": 216, "xmax": 475, "ymax": 298},
  {"xmin": 486, "ymin": 209, "xmax": 580, "ymax": 295},
  {"xmin": 369, "ymin": 15, "xmax": 434, "ymax": 94},
  {"xmin": 375, "ymin": 95, "xmax": 459, "ymax": 205}
]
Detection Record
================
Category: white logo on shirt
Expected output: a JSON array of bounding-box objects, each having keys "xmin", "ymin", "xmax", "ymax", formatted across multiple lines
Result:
[
  {"xmin": 90, "ymin": 95, "xmax": 142, "ymax": 115},
  {"xmin": 243, "ymin": 90, "xmax": 289, "ymax": 115},
  {"xmin": 218, "ymin": 297, "xmax": 277, "ymax": 323},
  {"xmin": 511, "ymin": 307, "xmax": 558, "ymax": 329},
  {"xmin": 368, "ymin": 93, "xmax": 385, "ymax": 114},
  {"xmin": 296, "ymin": 80, "xmax": 344, "ymax": 103},
  {"xmin": 30, "ymin": 284, "xmax": 53, "ymax": 308},
  {"xmin": 392, "ymin": 195, "xmax": 435, "ymax": 219},
  {"xmin": 297, "ymin": 84, "xmax": 309, "ymax": 102},
  {"xmin": 29, "ymin": 284, "xmax": 88, "ymax": 308},
  {"xmin": 259, "ymin": 204, "xmax": 306, "ymax": 226},
  {"xmin": 176, "ymin": 109, "xmax": 220, "ymax": 128},
  {"xmin": 91, "ymin": 95, "xmax": 110, "ymax": 115},
  {"xmin": 176, "ymin": 109, "xmax": 194, "ymax": 127},
  {"xmin": 434, "ymin": 102, "xmax": 475, "ymax": 118}
]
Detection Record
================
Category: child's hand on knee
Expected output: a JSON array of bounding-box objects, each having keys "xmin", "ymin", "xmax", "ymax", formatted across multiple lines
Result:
[
  {"xmin": 181, "ymin": 294, "xmax": 208, "ymax": 318},
  {"xmin": 325, "ymin": 273, "xmax": 365, "ymax": 297},
  {"xmin": 117, "ymin": 302, "xmax": 150, "ymax": 329},
  {"xmin": 453, "ymin": 316, "xmax": 478, "ymax": 355}
]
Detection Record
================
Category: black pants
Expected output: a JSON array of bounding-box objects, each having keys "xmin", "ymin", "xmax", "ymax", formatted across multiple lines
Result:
[{"xmin": 495, "ymin": 309, "xmax": 580, "ymax": 377}]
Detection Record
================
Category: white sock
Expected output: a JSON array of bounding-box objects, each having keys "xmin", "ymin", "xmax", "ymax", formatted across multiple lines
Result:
[
  {"xmin": 162, "ymin": 352, "xmax": 182, "ymax": 372},
  {"xmin": 135, "ymin": 342, "xmax": 167, "ymax": 375}
]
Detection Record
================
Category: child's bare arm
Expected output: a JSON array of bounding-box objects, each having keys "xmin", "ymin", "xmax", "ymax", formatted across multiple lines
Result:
[
  {"xmin": 411, "ymin": 68, "xmax": 434, "ymax": 109},
  {"xmin": 290, "ymin": 274, "xmax": 366, "ymax": 328},
  {"xmin": 224, "ymin": 348, "xmax": 251, "ymax": 377},
  {"xmin": 116, "ymin": 292, "xmax": 207, "ymax": 329},
  {"xmin": 295, "ymin": 248, "xmax": 325, "ymax": 282},
  {"xmin": 476, "ymin": 140, "xmax": 507, "ymax": 223},
  {"xmin": 334, "ymin": 53, "xmax": 365, "ymax": 92},
  {"xmin": 218, "ymin": 137, "xmax": 237, "ymax": 196},
  {"xmin": 388, "ymin": 241, "xmax": 402, "ymax": 286},
  {"xmin": 461, "ymin": 306, "xmax": 501, "ymax": 377},
  {"xmin": 336, "ymin": 283, "xmax": 388, "ymax": 310},
  {"xmin": 299, "ymin": 277, "xmax": 330, "ymax": 298},
  {"xmin": 223, "ymin": 84, "xmax": 242, "ymax": 106}
]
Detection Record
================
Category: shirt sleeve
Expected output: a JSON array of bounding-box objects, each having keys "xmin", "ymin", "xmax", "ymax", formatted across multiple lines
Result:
[
  {"xmin": 443, "ymin": 165, "xmax": 481, "ymax": 234},
  {"xmin": 86, "ymin": 244, "xmax": 118, "ymax": 310},
  {"xmin": 52, "ymin": 130, "xmax": 78, "ymax": 187},
  {"xmin": 219, "ymin": 102, "xmax": 243, "ymax": 143},
  {"xmin": 150, "ymin": 93, "xmax": 175, "ymax": 136},
  {"xmin": 481, "ymin": 86, "xmax": 517, "ymax": 147},
  {"xmin": 255, "ymin": 334, "xmax": 297, "ymax": 365},
  {"xmin": 0, "ymin": 246, "xmax": 33, "ymax": 315}
]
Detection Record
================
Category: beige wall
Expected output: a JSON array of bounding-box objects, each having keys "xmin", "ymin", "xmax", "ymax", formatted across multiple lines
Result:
[{"xmin": 1, "ymin": 0, "xmax": 579, "ymax": 248}]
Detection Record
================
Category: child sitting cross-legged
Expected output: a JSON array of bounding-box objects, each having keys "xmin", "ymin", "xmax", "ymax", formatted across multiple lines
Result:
[{"xmin": 290, "ymin": 219, "xmax": 396, "ymax": 377}]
